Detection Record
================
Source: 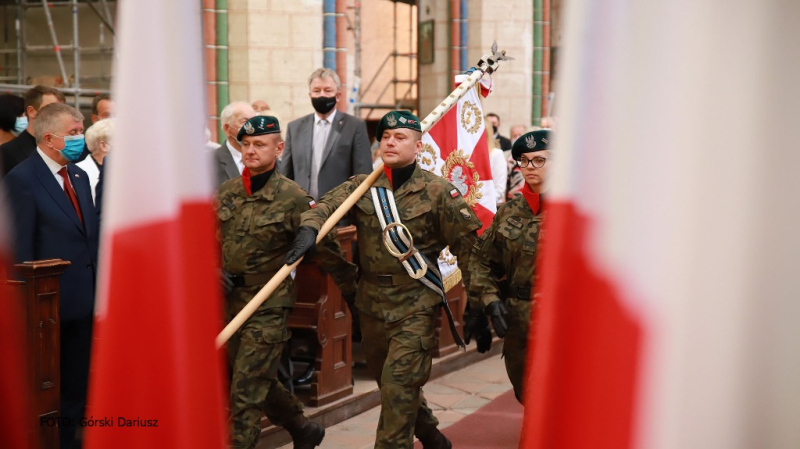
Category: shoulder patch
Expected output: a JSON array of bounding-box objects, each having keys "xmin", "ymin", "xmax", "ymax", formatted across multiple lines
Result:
[
  {"xmin": 308, "ymin": 200, "xmax": 316, "ymax": 209},
  {"xmin": 348, "ymin": 175, "xmax": 356, "ymax": 180},
  {"xmin": 450, "ymin": 188, "xmax": 460, "ymax": 198},
  {"xmin": 459, "ymin": 207, "xmax": 472, "ymax": 220}
]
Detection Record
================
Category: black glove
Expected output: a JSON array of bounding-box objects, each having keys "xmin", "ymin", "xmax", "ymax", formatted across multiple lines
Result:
[
  {"xmin": 220, "ymin": 269, "xmax": 235, "ymax": 295},
  {"xmin": 343, "ymin": 292, "xmax": 362, "ymax": 342},
  {"xmin": 283, "ymin": 226, "xmax": 318, "ymax": 265},
  {"xmin": 485, "ymin": 300, "xmax": 508, "ymax": 338},
  {"xmin": 463, "ymin": 303, "xmax": 493, "ymax": 353}
]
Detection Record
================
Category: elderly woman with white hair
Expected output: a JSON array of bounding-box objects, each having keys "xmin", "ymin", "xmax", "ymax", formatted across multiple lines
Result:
[{"xmin": 77, "ymin": 117, "xmax": 114, "ymax": 202}]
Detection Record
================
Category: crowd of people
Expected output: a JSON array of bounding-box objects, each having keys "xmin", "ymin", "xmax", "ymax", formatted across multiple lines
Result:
[
  {"xmin": 1, "ymin": 71, "xmax": 551, "ymax": 449},
  {"xmin": 1, "ymin": 85, "xmax": 116, "ymax": 449}
]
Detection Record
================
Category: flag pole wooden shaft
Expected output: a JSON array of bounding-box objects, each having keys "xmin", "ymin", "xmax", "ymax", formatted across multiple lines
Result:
[{"xmin": 216, "ymin": 46, "xmax": 510, "ymax": 348}]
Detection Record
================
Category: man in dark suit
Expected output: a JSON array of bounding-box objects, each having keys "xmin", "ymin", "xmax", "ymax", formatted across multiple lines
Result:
[
  {"xmin": 486, "ymin": 112, "xmax": 512, "ymax": 152},
  {"xmin": 4, "ymin": 102, "xmax": 99, "ymax": 449},
  {"xmin": 211, "ymin": 101, "xmax": 255, "ymax": 187},
  {"xmin": 280, "ymin": 68, "xmax": 372, "ymax": 200},
  {"xmin": 0, "ymin": 85, "xmax": 65, "ymax": 177}
]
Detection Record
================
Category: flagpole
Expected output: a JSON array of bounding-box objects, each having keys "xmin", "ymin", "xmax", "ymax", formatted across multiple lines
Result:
[{"xmin": 216, "ymin": 44, "xmax": 512, "ymax": 348}]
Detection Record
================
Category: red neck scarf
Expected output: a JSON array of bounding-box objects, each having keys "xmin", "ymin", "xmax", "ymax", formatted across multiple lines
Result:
[
  {"xmin": 383, "ymin": 165, "xmax": 393, "ymax": 187},
  {"xmin": 242, "ymin": 167, "xmax": 253, "ymax": 196},
  {"xmin": 521, "ymin": 183, "xmax": 541, "ymax": 215}
]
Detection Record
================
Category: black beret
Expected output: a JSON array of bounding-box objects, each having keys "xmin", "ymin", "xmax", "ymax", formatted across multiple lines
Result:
[
  {"xmin": 375, "ymin": 110, "xmax": 421, "ymax": 141},
  {"xmin": 237, "ymin": 115, "xmax": 280, "ymax": 141},
  {"xmin": 512, "ymin": 130, "xmax": 551, "ymax": 159}
]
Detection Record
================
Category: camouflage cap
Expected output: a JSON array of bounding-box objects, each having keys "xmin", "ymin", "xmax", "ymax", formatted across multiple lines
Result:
[
  {"xmin": 512, "ymin": 129, "xmax": 550, "ymax": 159},
  {"xmin": 236, "ymin": 115, "xmax": 280, "ymax": 141},
  {"xmin": 375, "ymin": 110, "xmax": 421, "ymax": 141}
]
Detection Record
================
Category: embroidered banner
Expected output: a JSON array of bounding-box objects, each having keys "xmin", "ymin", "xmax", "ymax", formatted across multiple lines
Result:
[{"xmin": 418, "ymin": 76, "xmax": 497, "ymax": 289}]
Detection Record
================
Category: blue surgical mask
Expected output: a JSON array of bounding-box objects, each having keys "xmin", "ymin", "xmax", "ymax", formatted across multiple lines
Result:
[
  {"xmin": 13, "ymin": 116, "xmax": 28, "ymax": 133},
  {"xmin": 55, "ymin": 134, "xmax": 86, "ymax": 162}
]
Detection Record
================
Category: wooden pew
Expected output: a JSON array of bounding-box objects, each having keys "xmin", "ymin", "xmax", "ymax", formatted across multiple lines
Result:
[
  {"xmin": 288, "ymin": 225, "xmax": 356, "ymax": 407},
  {"xmin": 285, "ymin": 226, "xmax": 466, "ymax": 404},
  {"xmin": 4, "ymin": 259, "xmax": 70, "ymax": 449}
]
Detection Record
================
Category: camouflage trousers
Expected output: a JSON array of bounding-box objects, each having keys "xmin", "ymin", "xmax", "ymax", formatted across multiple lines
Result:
[
  {"xmin": 360, "ymin": 307, "xmax": 439, "ymax": 449},
  {"xmin": 227, "ymin": 307, "xmax": 304, "ymax": 449},
  {"xmin": 503, "ymin": 297, "xmax": 532, "ymax": 403}
]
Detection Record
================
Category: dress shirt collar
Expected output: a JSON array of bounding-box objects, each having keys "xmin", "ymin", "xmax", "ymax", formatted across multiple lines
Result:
[
  {"xmin": 225, "ymin": 139, "xmax": 241, "ymax": 161},
  {"xmin": 225, "ymin": 139, "xmax": 245, "ymax": 172},
  {"xmin": 37, "ymin": 146, "xmax": 66, "ymax": 175},
  {"xmin": 315, "ymin": 109, "xmax": 337, "ymax": 126}
]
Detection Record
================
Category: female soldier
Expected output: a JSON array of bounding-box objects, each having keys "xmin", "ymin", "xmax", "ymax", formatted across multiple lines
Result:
[{"xmin": 465, "ymin": 130, "xmax": 551, "ymax": 402}]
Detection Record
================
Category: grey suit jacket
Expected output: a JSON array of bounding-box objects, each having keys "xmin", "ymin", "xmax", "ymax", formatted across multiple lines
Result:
[
  {"xmin": 212, "ymin": 142, "xmax": 241, "ymax": 188},
  {"xmin": 279, "ymin": 111, "xmax": 372, "ymax": 199}
]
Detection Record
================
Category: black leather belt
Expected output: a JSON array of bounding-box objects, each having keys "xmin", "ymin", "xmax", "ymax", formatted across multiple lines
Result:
[
  {"xmin": 509, "ymin": 284, "xmax": 532, "ymax": 300},
  {"xmin": 230, "ymin": 270, "xmax": 279, "ymax": 288},
  {"xmin": 363, "ymin": 272, "xmax": 417, "ymax": 287}
]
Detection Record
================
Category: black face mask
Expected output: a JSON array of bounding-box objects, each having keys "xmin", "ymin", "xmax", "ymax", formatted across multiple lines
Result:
[
  {"xmin": 311, "ymin": 96, "xmax": 337, "ymax": 114},
  {"xmin": 492, "ymin": 125, "xmax": 498, "ymax": 135}
]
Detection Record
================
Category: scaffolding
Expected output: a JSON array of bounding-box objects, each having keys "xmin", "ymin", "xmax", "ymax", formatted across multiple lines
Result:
[
  {"xmin": 349, "ymin": 0, "xmax": 418, "ymax": 120},
  {"xmin": 1, "ymin": 0, "xmax": 416, "ymax": 117},
  {"xmin": 0, "ymin": 0, "xmax": 116, "ymax": 108}
]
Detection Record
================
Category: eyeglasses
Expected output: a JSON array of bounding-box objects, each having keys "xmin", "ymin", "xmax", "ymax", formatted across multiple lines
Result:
[{"xmin": 516, "ymin": 155, "xmax": 547, "ymax": 168}]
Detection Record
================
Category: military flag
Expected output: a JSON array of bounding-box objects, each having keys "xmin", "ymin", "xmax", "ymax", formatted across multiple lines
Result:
[
  {"xmin": 522, "ymin": 0, "xmax": 800, "ymax": 448},
  {"xmin": 419, "ymin": 75, "xmax": 495, "ymax": 287},
  {"xmin": 84, "ymin": 0, "xmax": 228, "ymax": 447}
]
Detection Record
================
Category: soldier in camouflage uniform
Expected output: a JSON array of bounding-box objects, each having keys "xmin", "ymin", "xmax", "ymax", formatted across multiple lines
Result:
[
  {"xmin": 465, "ymin": 130, "xmax": 551, "ymax": 403},
  {"xmin": 216, "ymin": 115, "xmax": 358, "ymax": 449},
  {"xmin": 284, "ymin": 111, "xmax": 482, "ymax": 449}
]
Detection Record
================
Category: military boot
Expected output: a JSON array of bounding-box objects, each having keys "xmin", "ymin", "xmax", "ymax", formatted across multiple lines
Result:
[
  {"xmin": 416, "ymin": 426, "xmax": 452, "ymax": 449},
  {"xmin": 283, "ymin": 414, "xmax": 325, "ymax": 449}
]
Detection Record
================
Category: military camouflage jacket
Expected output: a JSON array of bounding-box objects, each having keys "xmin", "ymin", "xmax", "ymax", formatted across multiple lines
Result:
[
  {"xmin": 215, "ymin": 171, "xmax": 358, "ymax": 315},
  {"xmin": 469, "ymin": 194, "xmax": 543, "ymax": 309},
  {"xmin": 300, "ymin": 165, "xmax": 482, "ymax": 323}
]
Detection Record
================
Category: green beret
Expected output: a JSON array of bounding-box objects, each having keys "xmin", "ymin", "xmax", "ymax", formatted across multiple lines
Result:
[
  {"xmin": 237, "ymin": 115, "xmax": 280, "ymax": 141},
  {"xmin": 375, "ymin": 110, "xmax": 421, "ymax": 141},
  {"xmin": 512, "ymin": 130, "xmax": 551, "ymax": 159}
]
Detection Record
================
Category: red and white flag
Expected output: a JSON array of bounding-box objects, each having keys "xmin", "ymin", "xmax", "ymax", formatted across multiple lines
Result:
[
  {"xmin": 85, "ymin": 0, "xmax": 227, "ymax": 447},
  {"xmin": 523, "ymin": 1, "xmax": 800, "ymax": 448},
  {"xmin": 0, "ymin": 188, "xmax": 28, "ymax": 449},
  {"xmin": 420, "ymin": 76, "xmax": 495, "ymax": 231},
  {"xmin": 419, "ymin": 76, "xmax": 495, "ymax": 284}
]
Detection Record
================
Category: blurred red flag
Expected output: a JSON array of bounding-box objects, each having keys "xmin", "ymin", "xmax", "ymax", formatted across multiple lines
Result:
[
  {"xmin": 0, "ymin": 191, "xmax": 29, "ymax": 449},
  {"xmin": 522, "ymin": 0, "xmax": 800, "ymax": 448},
  {"xmin": 84, "ymin": 0, "xmax": 228, "ymax": 447}
]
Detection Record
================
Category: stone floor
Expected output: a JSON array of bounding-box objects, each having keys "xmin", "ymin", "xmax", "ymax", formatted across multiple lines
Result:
[{"xmin": 278, "ymin": 353, "xmax": 511, "ymax": 449}]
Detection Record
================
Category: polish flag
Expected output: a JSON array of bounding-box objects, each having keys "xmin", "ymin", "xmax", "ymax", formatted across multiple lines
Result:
[
  {"xmin": 84, "ymin": 0, "xmax": 228, "ymax": 447},
  {"xmin": 420, "ymin": 76, "xmax": 496, "ymax": 232},
  {"xmin": 0, "ymin": 189, "xmax": 28, "ymax": 449},
  {"xmin": 523, "ymin": 1, "xmax": 800, "ymax": 448},
  {"xmin": 420, "ymin": 76, "xmax": 495, "ymax": 283}
]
